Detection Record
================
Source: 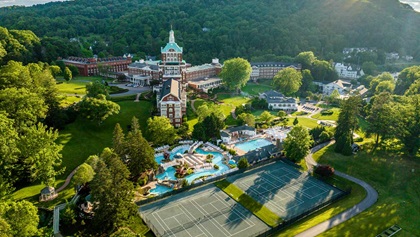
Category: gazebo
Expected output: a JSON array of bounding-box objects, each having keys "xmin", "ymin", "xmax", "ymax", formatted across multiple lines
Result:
[{"xmin": 39, "ymin": 186, "xmax": 58, "ymax": 202}]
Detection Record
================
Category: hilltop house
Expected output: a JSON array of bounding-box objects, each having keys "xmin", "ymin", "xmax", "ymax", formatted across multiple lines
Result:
[
  {"xmin": 260, "ymin": 90, "xmax": 298, "ymax": 112},
  {"xmin": 315, "ymin": 80, "xmax": 352, "ymax": 96}
]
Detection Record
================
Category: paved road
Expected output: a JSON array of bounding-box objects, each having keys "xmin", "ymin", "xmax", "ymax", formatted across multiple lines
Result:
[
  {"xmin": 297, "ymin": 141, "xmax": 378, "ymax": 237},
  {"xmin": 109, "ymin": 84, "xmax": 151, "ymax": 97}
]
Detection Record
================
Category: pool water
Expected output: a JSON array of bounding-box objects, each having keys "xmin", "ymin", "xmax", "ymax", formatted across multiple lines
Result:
[
  {"xmin": 152, "ymin": 147, "xmax": 229, "ymax": 194},
  {"xmin": 155, "ymin": 166, "xmax": 177, "ymax": 181},
  {"xmin": 150, "ymin": 184, "xmax": 172, "ymax": 195},
  {"xmin": 155, "ymin": 147, "xmax": 189, "ymax": 164},
  {"xmin": 235, "ymin": 139, "xmax": 272, "ymax": 152}
]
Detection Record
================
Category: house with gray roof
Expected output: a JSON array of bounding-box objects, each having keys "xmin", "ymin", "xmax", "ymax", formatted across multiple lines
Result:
[
  {"xmin": 260, "ymin": 90, "xmax": 298, "ymax": 111},
  {"xmin": 220, "ymin": 125, "xmax": 256, "ymax": 143}
]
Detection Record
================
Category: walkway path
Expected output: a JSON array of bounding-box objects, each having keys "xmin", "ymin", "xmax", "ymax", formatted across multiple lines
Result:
[
  {"xmin": 56, "ymin": 167, "xmax": 78, "ymax": 192},
  {"xmin": 190, "ymin": 99, "xmax": 197, "ymax": 112},
  {"xmin": 297, "ymin": 141, "xmax": 378, "ymax": 237}
]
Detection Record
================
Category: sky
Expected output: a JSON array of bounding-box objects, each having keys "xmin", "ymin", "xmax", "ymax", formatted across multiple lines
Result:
[
  {"xmin": 400, "ymin": 0, "xmax": 420, "ymax": 12},
  {"xmin": 0, "ymin": 0, "xmax": 419, "ymax": 11}
]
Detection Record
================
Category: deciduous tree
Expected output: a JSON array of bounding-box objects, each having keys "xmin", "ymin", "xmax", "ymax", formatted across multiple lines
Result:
[
  {"xmin": 219, "ymin": 57, "xmax": 251, "ymax": 92},
  {"xmin": 237, "ymin": 113, "xmax": 255, "ymax": 127},
  {"xmin": 273, "ymin": 67, "xmax": 302, "ymax": 96},
  {"xmin": 63, "ymin": 66, "xmax": 72, "ymax": 81},
  {"xmin": 0, "ymin": 200, "xmax": 39, "ymax": 237},
  {"xmin": 146, "ymin": 116, "xmax": 176, "ymax": 146},
  {"xmin": 72, "ymin": 163, "xmax": 95, "ymax": 186},
  {"xmin": 334, "ymin": 96, "xmax": 361, "ymax": 155},
  {"xmin": 78, "ymin": 94, "xmax": 120, "ymax": 125},
  {"xmin": 283, "ymin": 125, "xmax": 313, "ymax": 162},
  {"xmin": 366, "ymin": 92, "xmax": 395, "ymax": 147}
]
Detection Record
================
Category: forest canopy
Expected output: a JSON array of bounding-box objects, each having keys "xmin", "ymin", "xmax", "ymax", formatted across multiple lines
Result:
[{"xmin": 0, "ymin": 0, "xmax": 419, "ymax": 64}]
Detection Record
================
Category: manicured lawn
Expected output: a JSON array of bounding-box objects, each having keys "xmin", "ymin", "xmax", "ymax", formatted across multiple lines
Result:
[
  {"xmin": 215, "ymin": 180, "xmax": 282, "ymax": 227},
  {"xmin": 56, "ymin": 80, "xmax": 88, "ymax": 95},
  {"xmin": 10, "ymin": 180, "xmax": 75, "ymax": 209},
  {"xmin": 58, "ymin": 100, "xmax": 153, "ymax": 178},
  {"xmin": 311, "ymin": 108, "xmax": 340, "ymax": 121},
  {"xmin": 287, "ymin": 117, "xmax": 319, "ymax": 129},
  {"xmin": 241, "ymin": 82, "xmax": 273, "ymax": 96},
  {"xmin": 219, "ymin": 95, "xmax": 250, "ymax": 107},
  {"xmin": 312, "ymin": 145, "xmax": 420, "ymax": 236},
  {"xmin": 274, "ymin": 174, "xmax": 365, "ymax": 236},
  {"xmin": 251, "ymin": 110, "xmax": 278, "ymax": 117},
  {"xmin": 10, "ymin": 100, "xmax": 153, "ymax": 208}
]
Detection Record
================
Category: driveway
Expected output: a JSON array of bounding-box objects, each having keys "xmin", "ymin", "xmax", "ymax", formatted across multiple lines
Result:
[
  {"xmin": 109, "ymin": 83, "xmax": 152, "ymax": 97},
  {"xmin": 297, "ymin": 141, "xmax": 378, "ymax": 237}
]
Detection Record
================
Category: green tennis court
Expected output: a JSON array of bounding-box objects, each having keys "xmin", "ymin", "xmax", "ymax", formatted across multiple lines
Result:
[
  {"xmin": 140, "ymin": 185, "xmax": 270, "ymax": 237},
  {"xmin": 226, "ymin": 161, "xmax": 344, "ymax": 220}
]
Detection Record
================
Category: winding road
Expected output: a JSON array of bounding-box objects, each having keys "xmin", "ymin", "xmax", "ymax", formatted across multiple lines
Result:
[{"xmin": 296, "ymin": 141, "xmax": 378, "ymax": 237}]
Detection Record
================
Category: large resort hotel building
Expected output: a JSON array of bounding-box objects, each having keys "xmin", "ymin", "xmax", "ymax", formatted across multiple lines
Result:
[
  {"xmin": 61, "ymin": 56, "xmax": 132, "ymax": 77},
  {"xmin": 250, "ymin": 62, "xmax": 301, "ymax": 81}
]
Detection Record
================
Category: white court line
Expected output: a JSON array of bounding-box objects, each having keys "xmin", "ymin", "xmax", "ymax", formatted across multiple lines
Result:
[
  {"xmin": 172, "ymin": 216, "xmax": 193, "ymax": 237},
  {"xmin": 179, "ymin": 203, "xmax": 210, "ymax": 237},
  {"xmin": 163, "ymin": 212, "xmax": 185, "ymax": 220},
  {"xmin": 190, "ymin": 199, "xmax": 232, "ymax": 236},
  {"xmin": 152, "ymin": 212, "xmax": 176, "ymax": 237}
]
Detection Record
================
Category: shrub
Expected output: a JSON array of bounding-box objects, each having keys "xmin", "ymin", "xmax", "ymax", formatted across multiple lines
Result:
[
  {"xmin": 321, "ymin": 109, "xmax": 334, "ymax": 115},
  {"xmin": 228, "ymin": 149, "xmax": 237, "ymax": 155},
  {"xmin": 138, "ymin": 176, "xmax": 148, "ymax": 186},
  {"xmin": 220, "ymin": 144, "xmax": 227, "ymax": 151},
  {"xmin": 181, "ymin": 179, "xmax": 189, "ymax": 187},
  {"xmin": 229, "ymin": 164, "xmax": 237, "ymax": 169},
  {"xmin": 315, "ymin": 165, "xmax": 335, "ymax": 177},
  {"xmin": 237, "ymin": 157, "xmax": 249, "ymax": 169},
  {"xmin": 214, "ymin": 164, "xmax": 219, "ymax": 170}
]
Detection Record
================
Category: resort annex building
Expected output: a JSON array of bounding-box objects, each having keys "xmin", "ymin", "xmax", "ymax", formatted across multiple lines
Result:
[{"xmin": 61, "ymin": 56, "xmax": 132, "ymax": 77}]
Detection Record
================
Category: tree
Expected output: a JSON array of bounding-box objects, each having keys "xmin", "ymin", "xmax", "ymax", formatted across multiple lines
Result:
[
  {"xmin": 273, "ymin": 67, "xmax": 302, "ymax": 96},
  {"xmin": 0, "ymin": 87, "xmax": 47, "ymax": 129},
  {"xmin": 293, "ymin": 117, "xmax": 299, "ymax": 125},
  {"xmin": 0, "ymin": 113, "xmax": 19, "ymax": 197},
  {"xmin": 146, "ymin": 116, "xmax": 176, "ymax": 146},
  {"xmin": 86, "ymin": 80, "xmax": 109, "ymax": 99},
  {"xmin": 259, "ymin": 111, "xmax": 274, "ymax": 124},
  {"xmin": 49, "ymin": 65, "xmax": 61, "ymax": 78},
  {"xmin": 283, "ymin": 125, "xmax": 313, "ymax": 162},
  {"xmin": 196, "ymin": 104, "xmax": 224, "ymax": 122},
  {"xmin": 394, "ymin": 66, "xmax": 420, "ymax": 95},
  {"xmin": 126, "ymin": 117, "xmax": 157, "ymax": 178},
  {"xmin": 112, "ymin": 123, "xmax": 126, "ymax": 157},
  {"xmin": 392, "ymin": 95, "xmax": 420, "ymax": 156},
  {"xmin": 192, "ymin": 122, "xmax": 206, "ymax": 141},
  {"xmin": 366, "ymin": 92, "xmax": 395, "ymax": 147},
  {"xmin": 17, "ymin": 123, "xmax": 64, "ymax": 186},
  {"xmin": 375, "ymin": 80, "xmax": 395, "ymax": 94},
  {"xmin": 277, "ymin": 110, "xmax": 288, "ymax": 127},
  {"xmin": 237, "ymin": 157, "xmax": 249, "ymax": 169},
  {"xmin": 72, "ymin": 163, "xmax": 95, "ymax": 186},
  {"xmin": 334, "ymin": 96, "xmax": 361, "ymax": 155},
  {"xmin": 219, "ymin": 57, "xmax": 251, "ymax": 92},
  {"xmin": 90, "ymin": 148, "xmax": 137, "ymax": 234},
  {"xmin": 63, "ymin": 66, "xmax": 72, "ymax": 81},
  {"xmin": 362, "ymin": 61, "xmax": 377, "ymax": 75},
  {"xmin": 404, "ymin": 79, "xmax": 420, "ymax": 96},
  {"xmin": 237, "ymin": 113, "xmax": 255, "ymax": 127},
  {"xmin": 0, "ymin": 200, "xmax": 39, "ymax": 237},
  {"xmin": 370, "ymin": 72, "xmax": 394, "ymax": 93},
  {"xmin": 299, "ymin": 69, "xmax": 316, "ymax": 96},
  {"xmin": 295, "ymin": 51, "xmax": 316, "ymax": 69},
  {"xmin": 311, "ymin": 60, "xmax": 338, "ymax": 82},
  {"xmin": 202, "ymin": 113, "xmax": 225, "ymax": 138},
  {"xmin": 78, "ymin": 94, "xmax": 120, "ymax": 125}
]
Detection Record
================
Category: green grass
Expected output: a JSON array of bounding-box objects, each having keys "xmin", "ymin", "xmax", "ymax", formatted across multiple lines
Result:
[
  {"xmin": 215, "ymin": 180, "xmax": 282, "ymax": 227},
  {"xmin": 311, "ymin": 108, "xmax": 340, "ymax": 121},
  {"xmin": 251, "ymin": 110, "xmax": 278, "ymax": 117},
  {"xmin": 287, "ymin": 117, "xmax": 319, "ymax": 129},
  {"xmin": 241, "ymin": 82, "xmax": 273, "ymax": 96},
  {"xmin": 10, "ymin": 100, "xmax": 153, "ymax": 208},
  {"xmin": 311, "ymin": 144, "xmax": 420, "ymax": 237},
  {"xmin": 219, "ymin": 95, "xmax": 250, "ymax": 107},
  {"xmin": 10, "ymin": 180, "xmax": 75, "ymax": 209},
  {"xmin": 58, "ymin": 100, "xmax": 153, "ymax": 178},
  {"xmin": 275, "ymin": 175, "xmax": 366, "ymax": 236},
  {"xmin": 56, "ymin": 80, "xmax": 89, "ymax": 95}
]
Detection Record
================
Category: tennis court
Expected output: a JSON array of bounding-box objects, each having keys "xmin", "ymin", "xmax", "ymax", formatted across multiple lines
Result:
[
  {"xmin": 226, "ymin": 161, "xmax": 344, "ymax": 220},
  {"xmin": 140, "ymin": 185, "xmax": 270, "ymax": 237}
]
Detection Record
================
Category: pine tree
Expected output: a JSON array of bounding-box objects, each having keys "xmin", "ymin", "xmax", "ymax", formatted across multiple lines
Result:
[
  {"xmin": 90, "ymin": 148, "xmax": 137, "ymax": 234},
  {"xmin": 125, "ymin": 117, "xmax": 157, "ymax": 179},
  {"xmin": 113, "ymin": 123, "xmax": 126, "ymax": 158}
]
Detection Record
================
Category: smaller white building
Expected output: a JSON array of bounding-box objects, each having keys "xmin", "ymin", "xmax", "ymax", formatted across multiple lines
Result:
[
  {"xmin": 334, "ymin": 63, "xmax": 364, "ymax": 79},
  {"xmin": 321, "ymin": 80, "xmax": 352, "ymax": 96},
  {"xmin": 260, "ymin": 90, "xmax": 298, "ymax": 111},
  {"xmin": 188, "ymin": 77, "xmax": 223, "ymax": 93},
  {"xmin": 220, "ymin": 125, "xmax": 256, "ymax": 143}
]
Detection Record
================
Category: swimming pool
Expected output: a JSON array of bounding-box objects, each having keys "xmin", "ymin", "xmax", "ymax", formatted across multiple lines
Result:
[
  {"xmin": 234, "ymin": 139, "xmax": 272, "ymax": 152},
  {"xmin": 155, "ymin": 147, "xmax": 189, "ymax": 164},
  {"xmin": 155, "ymin": 166, "xmax": 177, "ymax": 181},
  {"xmin": 150, "ymin": 184, "xmax": 172, "ymax": 195}
]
